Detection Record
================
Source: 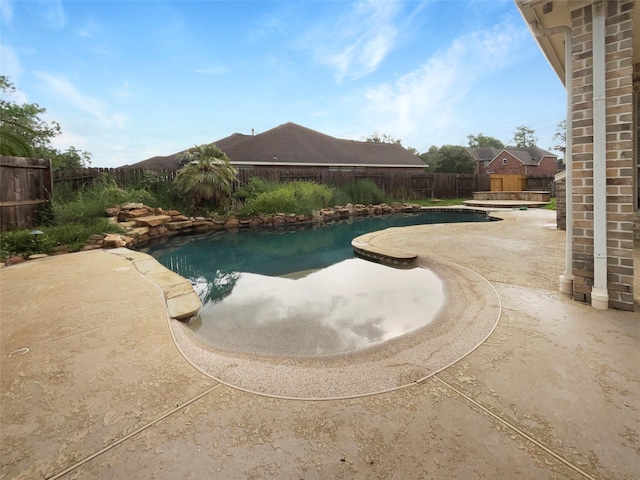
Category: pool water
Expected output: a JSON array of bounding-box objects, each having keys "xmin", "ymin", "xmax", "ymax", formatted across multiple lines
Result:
[{"xmin": 145, "ymin": 211, "xmax": 491, "ymax": 356}]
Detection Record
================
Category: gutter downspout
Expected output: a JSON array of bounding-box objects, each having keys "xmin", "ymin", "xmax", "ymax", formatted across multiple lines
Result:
[
  {"xmin": 591, "ymin": 1, "xmax": 609, "ymax": 309},
  {"xmin": 528, "ymin": 21, "xmax": 574, "ymax": 295}
]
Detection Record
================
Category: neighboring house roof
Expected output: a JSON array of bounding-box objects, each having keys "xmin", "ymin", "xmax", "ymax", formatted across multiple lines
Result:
[
  {"xmin": 125, "ymin": 122, "xmax": 424, "ymax": 169},
  {"xmin": 465, "ymin": 147, "xmax": 502, "ymax": 162},
  {"xmin": 466, "ymin": 146, "xmax": 557, "ymax": 166},
  {"xmin": 488, "ymin": 146, "xmax": 557, "ymax": 166}
]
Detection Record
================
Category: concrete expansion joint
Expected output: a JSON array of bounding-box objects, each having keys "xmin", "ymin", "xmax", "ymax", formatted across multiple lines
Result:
[
  {"xmin": 433, "ymin": 376, "xmax": 598, "ymax": 480},
  {"xmin": 46, "ymin": 384, "xmax": 222, "ymax": 480}
]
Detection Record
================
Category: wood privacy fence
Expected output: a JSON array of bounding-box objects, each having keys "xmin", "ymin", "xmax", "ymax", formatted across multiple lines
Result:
[
  {"xmin": 490, "ymin": 174, "xmax": 556, "ymax": 195},
  {"xmin": 0, "ymin": 156, "xmax": 52, "ymax": 232},
  {"xmin": 53, "ymin": 167, "xmax": 178, "ymax": 191},
  {"xmin": 53, "ymin": 167, "xmax": 491, "ymax": 201}
]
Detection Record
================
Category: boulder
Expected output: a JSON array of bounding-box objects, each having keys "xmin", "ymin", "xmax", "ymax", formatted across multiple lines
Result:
[
  {"xmin": 121, "ymin": 202, "xmax": 144, "ymax": 210},
  {"xmin": 102, "ymin": 234, "xmax": 127, "ymax": 248},
  {"xmin": 134, "ymin": 215, "xmax": 171, "ymax": 227},
  {"xmin": 167, "ymin": 221, "xmax": 193, "ymax": 230},
  {"xmin": 5, "ymin": 256, "xmax": 25, "ymax": 266},
  {"xmin": 149, "ymin": 225, "xmax": 168, "ymax": 238},
  {"xmin": 80, "ymin": 244, "xmax": 103, "ymax": 251},
  {"xmin": 126, "ymin": 227, "xmax": 150, "ymax": 238},
  {"xmin": 124, "ymin": 208, "xmax": 150, "ymax": 218},
  {"xmin": 224, "ymin": 217, "xmax": 239, "ymax": 229},
  {"xmin": 105, "ymin": 207, "xmax": 119, "ymax": 217}
]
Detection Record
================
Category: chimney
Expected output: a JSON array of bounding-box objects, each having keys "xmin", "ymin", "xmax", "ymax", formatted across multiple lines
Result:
[{"xmin": 251, "ymin": 129, "xmax": 255, "ymax": 136}]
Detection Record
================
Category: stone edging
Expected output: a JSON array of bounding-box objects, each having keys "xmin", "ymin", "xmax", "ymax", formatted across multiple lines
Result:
[{"xmin": 105, "ymin": 248, "xmax": 201, "ymax": 321}]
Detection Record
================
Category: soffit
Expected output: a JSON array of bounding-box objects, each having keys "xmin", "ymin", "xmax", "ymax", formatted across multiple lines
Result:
[{"xmin": 516, "ymin": 0, "xmax": 638, "ymax": 85}]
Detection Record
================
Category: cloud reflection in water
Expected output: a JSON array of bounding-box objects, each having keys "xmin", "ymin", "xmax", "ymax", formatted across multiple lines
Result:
[{"xmin": 191, "ymin": 258, "xmax": 444, "ymax": 356}]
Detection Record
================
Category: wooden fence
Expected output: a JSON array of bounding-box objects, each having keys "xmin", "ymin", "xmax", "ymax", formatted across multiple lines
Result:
[
  {"xmin": 490, "ymin": 174, "xmax": 556, "ymax": 196},
  {"xmin": 53, "ymin": 167, "xmax": 178, "ymax": 191},
  {"xmin": 0, "ymin": 156, "xmax": 52, "ymax": 232},
  {"xmin": 53, "ymin": 167, "xmax": 491, "ymax": 201}
]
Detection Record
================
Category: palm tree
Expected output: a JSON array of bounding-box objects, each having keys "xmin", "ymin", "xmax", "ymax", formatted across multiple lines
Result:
[
  {"xmin": 0, "ymin": 105, "xmax": 37, "ymax": 157},
  {"xmin": 174, "ymin": 144, "xmax": 238, "ymax": 211}
]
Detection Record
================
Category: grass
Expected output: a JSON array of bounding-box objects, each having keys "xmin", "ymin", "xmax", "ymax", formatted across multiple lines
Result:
[
  {"xmin": 413, "ymin": 198, "xmax": 468, "ymax": 207},
  {"xmin": 544, "ymin": 197, "xmax": 557, "ymax": 210},
  {"xmin": 1, "ymin": 173, "xmax": 474, "ymax": 260}
]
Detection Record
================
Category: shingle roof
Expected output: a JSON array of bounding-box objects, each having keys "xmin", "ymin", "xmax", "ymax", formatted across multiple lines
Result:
[
  {"xmin": 466, "ymin": 146, "xmax": 557, "ymax": 166},
  {"xmin": 503, "ymin": 146, "xmax": 556, "ymax": 165},
  {"xmin": 125, "ymin": 122, "xmax": 424, "ymax": 169},
  {"xmin": 465, "ymin": 147, "xmax": 502, "ymax": 162}
]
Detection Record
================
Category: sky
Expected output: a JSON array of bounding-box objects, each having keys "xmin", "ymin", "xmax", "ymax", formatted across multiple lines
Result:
[{"xmin": 0, "ymin": 0, "xmax": 567, "ymax": 168}]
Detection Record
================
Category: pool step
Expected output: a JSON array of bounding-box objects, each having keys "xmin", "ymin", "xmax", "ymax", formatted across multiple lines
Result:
[{"xmin": 351, "ymin": 241, "xmax": 417, "ymax": 267}]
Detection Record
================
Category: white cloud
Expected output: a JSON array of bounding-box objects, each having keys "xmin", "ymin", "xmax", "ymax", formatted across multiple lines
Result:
[
  {"xmin": 111, "ymin": 81, "xmax": 134, "ymax": 101},
  {"xmin": 194, "ymin": 65, "xmax": 229, "ymax": 76},
  {"xmin": 34, "ymin": 71, "xmax": 128, "ymax": 129},
  {"xmin": 77, "ymin": 16, "xmax": 101, "ymax": 38},
  {"xmin": 361, "ymin": 15, "xmax": 529, "ymax": 149},
  {"xmin": 45, "ymin": 0, "xmax": 66, "ymax": 29},
  {"xmin": 303, "ymin": 0, "xmax": 403, "ymax": 82},
  {"xmin": 0, "ymin": 0, "xmax": 14, "ymax": 26},
  {"xmin": 0, "ymin": 43, "xmax": 22, "ymax": 81}
]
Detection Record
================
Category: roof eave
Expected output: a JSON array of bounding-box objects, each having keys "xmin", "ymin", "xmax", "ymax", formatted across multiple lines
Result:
[
  {"xmin": 229, "ymin": 161, "xmax": 425, "ymax": 169},
  {"xmin": 515, "ymin": 0, "xmax": 594, "ymax": 86}
]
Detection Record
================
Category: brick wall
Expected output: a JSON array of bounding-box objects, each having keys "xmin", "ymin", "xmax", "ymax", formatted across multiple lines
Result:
[
  {"xmin": 570, "ymin": 0, "xmax": 635, "ymax": 311},
  {"xmin": 487, "ymin": 152, "xmax": 558, "ymax": 176}
]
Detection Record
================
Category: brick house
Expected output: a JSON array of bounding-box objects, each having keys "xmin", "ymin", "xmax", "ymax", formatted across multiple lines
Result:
[
  {"xmin": 516, "ymin": 0, "xmax": 639, "ymax": 311},
  {"xmin": 465, "ymin": 146, "xmax": 558, "ymax": 175},
  {"xmin": 129, "ymin": 122, "xmax": 426, "ymax": 174}
]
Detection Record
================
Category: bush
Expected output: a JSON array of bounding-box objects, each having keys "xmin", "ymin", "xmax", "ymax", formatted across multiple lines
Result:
[
  {"xmin": 0, "ymin": 229, "xmax": 56, "ymax": 258},
  {"xmin": 0, "ymin": 218, "xmax": 124, "ymax": 259},
  {"xmin": 52, "ymin": 174, "xmax": 128, "ymax": 224},
  {"xmin": 336, "ymin": 180, "xmax": 389, "ymax": 205},
  {"xmin": 234, "ymin": 177, "xmax": 278, "ymax": 200},
  {"xmin": 240, "ymin": 181, "xmax": 334, "ymax": 216},
  {"xmin": 53, "ymin": 174, "xmax": 187, "ymax": 223},
  {"xmin": 45, "ymin": 219, "xmax": 123, "ymax": 252}
]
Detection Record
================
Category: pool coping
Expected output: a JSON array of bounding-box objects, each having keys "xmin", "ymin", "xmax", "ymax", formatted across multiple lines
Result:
[{"xmin": 105, "ymin": 247, "xmax": 201, "ymax": 321}]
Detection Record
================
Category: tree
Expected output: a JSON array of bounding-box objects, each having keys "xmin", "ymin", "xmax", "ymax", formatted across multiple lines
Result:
[
  {"xmin": 419, "ymin": 145, "xmax": 440, "ymax": 172},
  {"xmin": 0, "ymin": 76, "xmax": 91, "ymax": 167},
  {"xmin": 362, "ymin": 132, "xmax": 401, "ymax": 144},
  {"xmin": 49, "ymin": 146, "xmax": 93, "ymax": 171},
  {"xmin": 467, "ymin": 133, "xmax": 504, "ymax": 149},
  {"xmin": 549, "ymin": 120, "xmax": 566, "ymax": 169},
  {"xmin": 406, "ymin": 146, "xmax": 419, "ymax": 156},
  {"xmin": 550, "ymin": 120, "xmax": 566, "ymax": 154},
  {"xmin": 174, "ymin": 144, "xmax": 238, "ymax": 211},
  {"xmin": 512, "ymin": 125, "xmax": 538, "ymax": 148},
  {"xmin": 419, "ymin": 145, "xmax": 475, "ymax": 174}
]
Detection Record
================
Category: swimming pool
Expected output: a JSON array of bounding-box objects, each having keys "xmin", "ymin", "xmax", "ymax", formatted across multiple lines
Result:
[{"xmin": 145, "ymin": 210, "xmax": 493, "ymax": 358}]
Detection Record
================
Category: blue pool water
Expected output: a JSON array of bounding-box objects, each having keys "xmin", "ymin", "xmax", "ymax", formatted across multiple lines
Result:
[{"xmin": 145, "ymin": 210, "xmax": 492, "ymax": 356}]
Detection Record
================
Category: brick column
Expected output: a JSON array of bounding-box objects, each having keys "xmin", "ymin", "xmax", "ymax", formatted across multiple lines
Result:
[{"xmin": 570, "ymin": 1, "xmax": 635, "ymax": 311}]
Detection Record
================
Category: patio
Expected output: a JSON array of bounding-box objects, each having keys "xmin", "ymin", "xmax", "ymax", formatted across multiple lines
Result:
[{"xmin": 1, "ymin": 208, "xmax": 638, "ymax": 479}]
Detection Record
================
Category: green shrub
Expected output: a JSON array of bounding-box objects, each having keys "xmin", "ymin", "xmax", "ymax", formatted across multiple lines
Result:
[
  {"xmin": 337, "ymin": 180, "xmax": 389, "ymax": 205},
  {"xmin": 0, "ymin": 229, "xmax": 56, "ymax": 258},
  {"xmin": 234, "ymin": 177, "xmax": 278, "ymax": 200},
  {"xmin": 0, "ymin": 218, "xmax": 124, "ymax": 259},
  {"xmin": 52, "ymin": 174, "xmax": 128, "ymax": 224},
  {"xmin": 52, "ymin": 173, "xmax": 187, "ymax": 223},
  {"xmin": 240, "ymin": 181, "xmax": 334, "ymax": 216},
  {"xmin": 45, "ymin": 219, "xmax": 123, "ymax": 252}
]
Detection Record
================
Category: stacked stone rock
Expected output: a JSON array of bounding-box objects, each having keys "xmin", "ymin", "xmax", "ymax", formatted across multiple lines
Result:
[{"xmin": 98, "ymin": 201, "xmax": 423, "ymax": 249}]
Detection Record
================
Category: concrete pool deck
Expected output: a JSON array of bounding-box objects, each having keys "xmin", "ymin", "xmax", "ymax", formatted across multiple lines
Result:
[{"xmin": 1, "ymin": 208, "xmax": 639, "ymax": 479}]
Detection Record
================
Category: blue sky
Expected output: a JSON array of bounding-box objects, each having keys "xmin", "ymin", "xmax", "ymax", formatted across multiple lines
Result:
[{"xmin": 0, "ymin": 0, "xmax": 566, "ymax": 168}]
